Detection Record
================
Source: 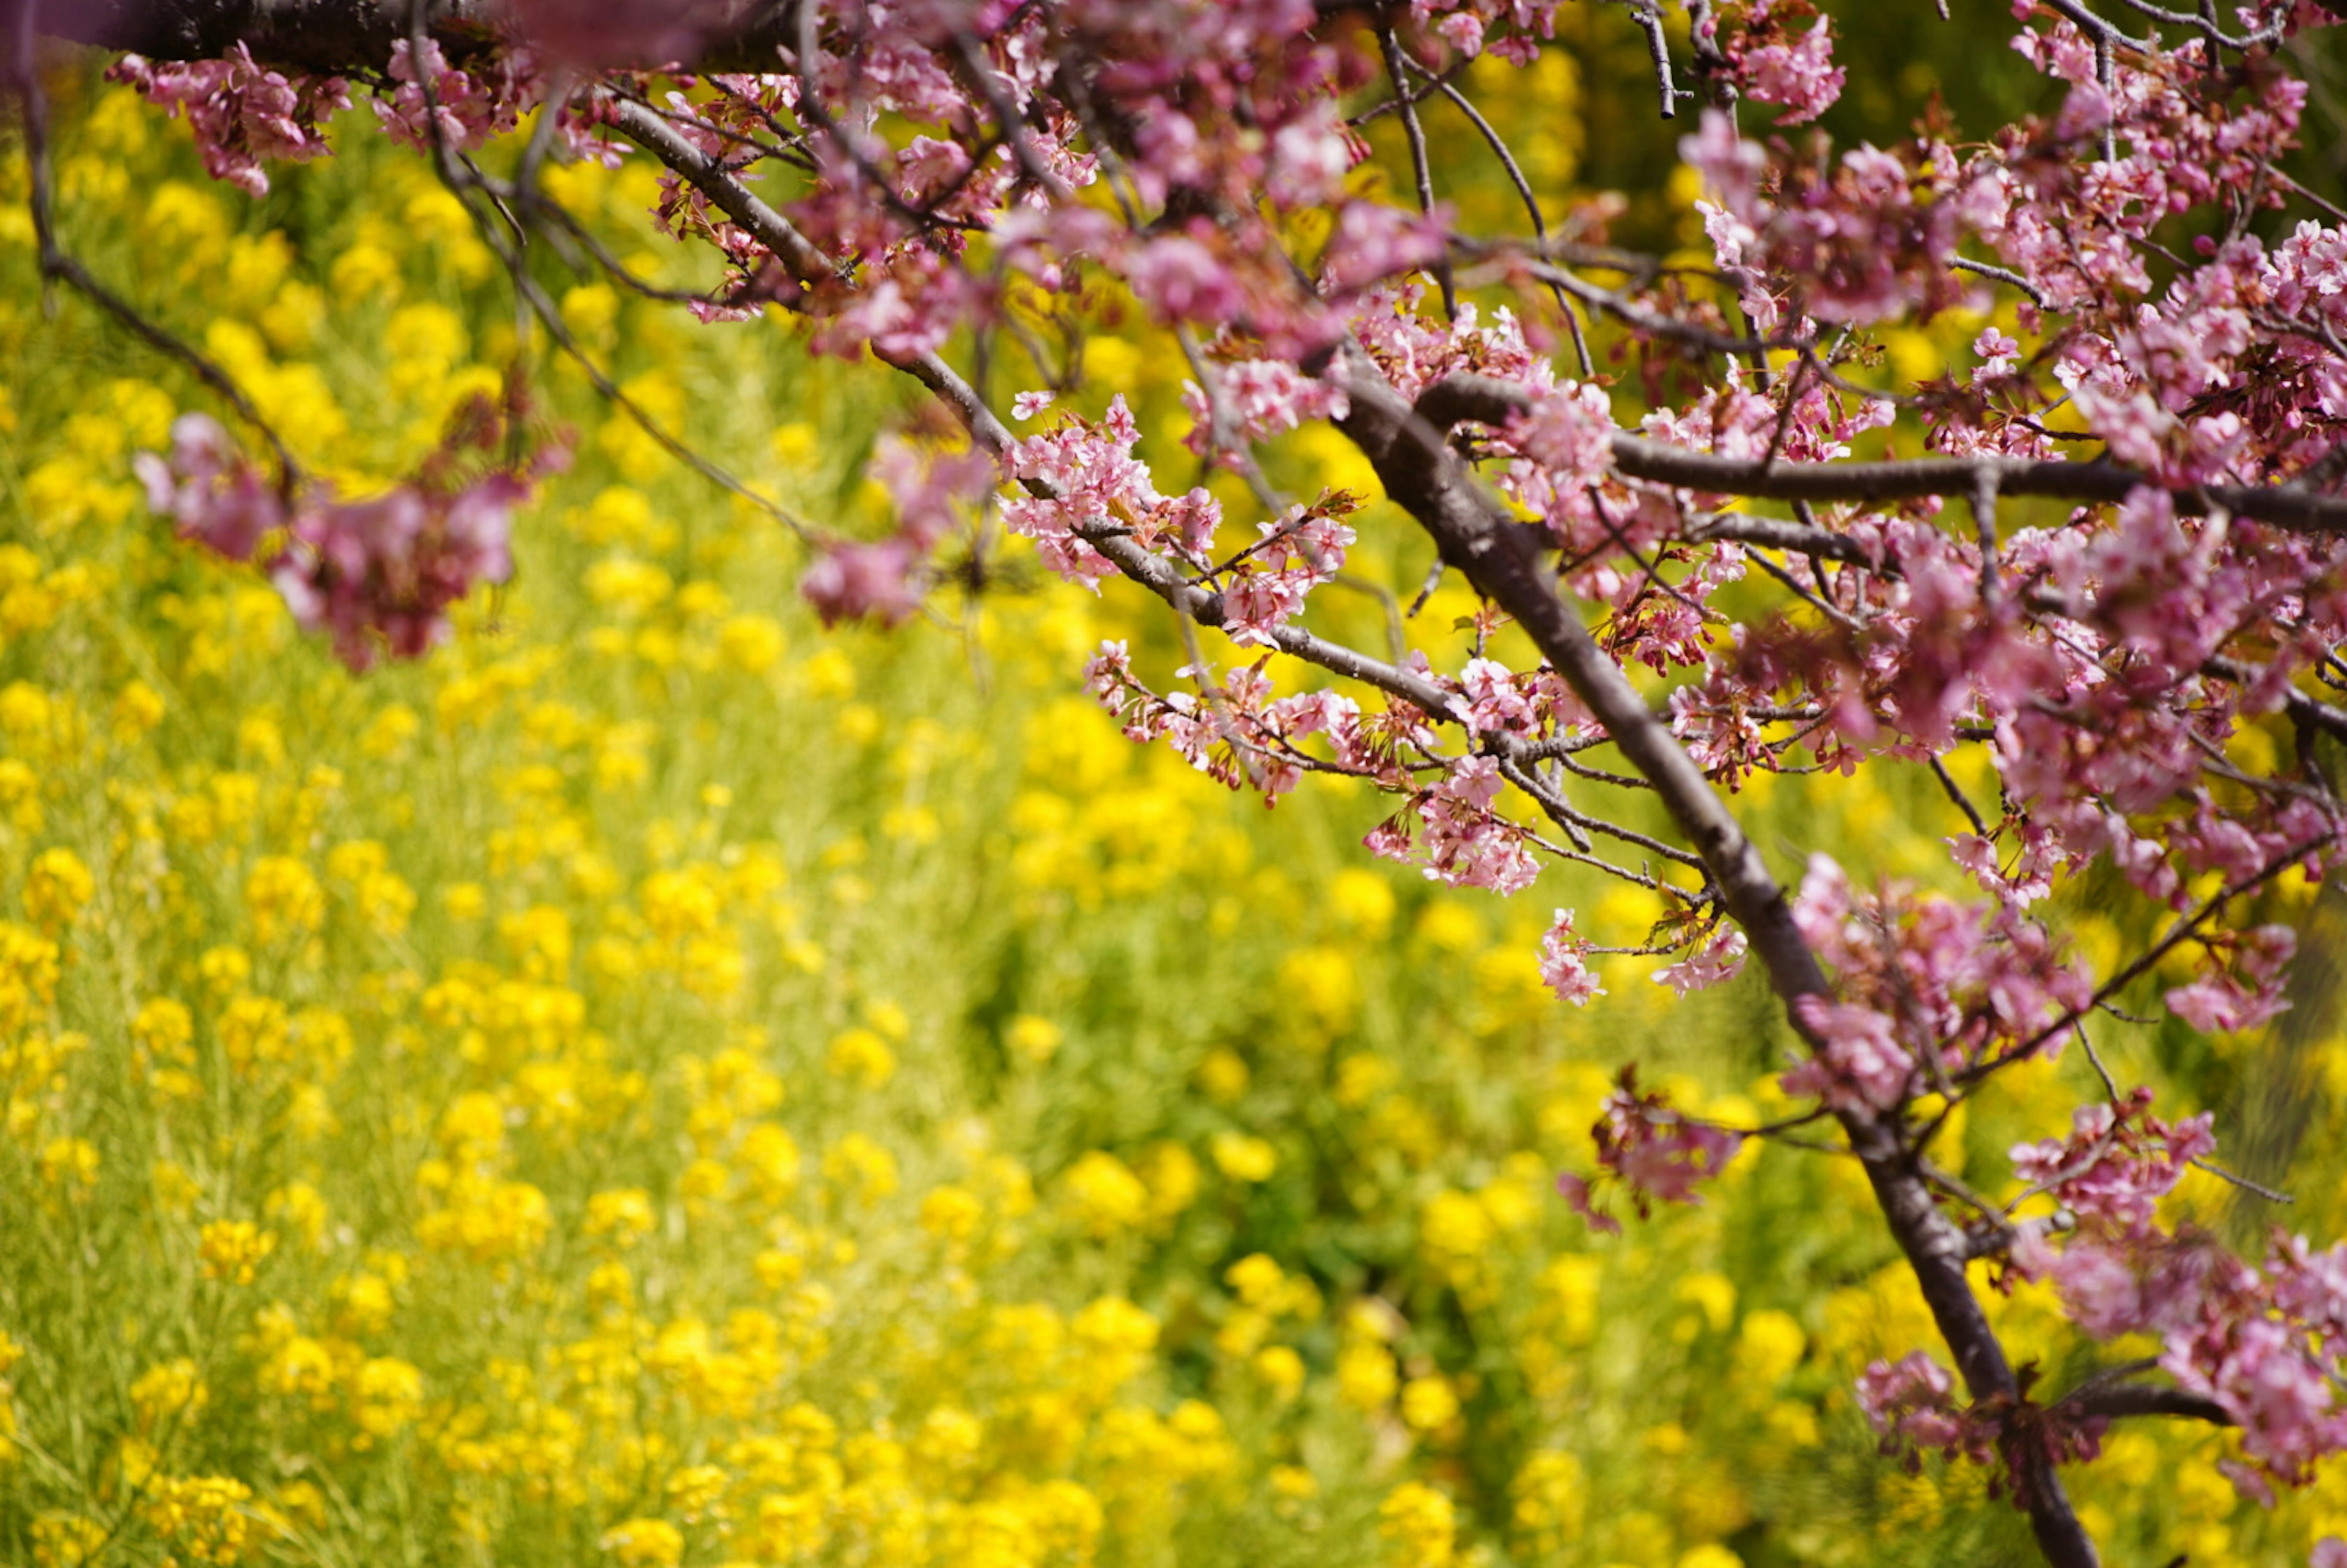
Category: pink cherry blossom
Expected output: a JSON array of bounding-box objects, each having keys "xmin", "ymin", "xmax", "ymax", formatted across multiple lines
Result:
[
  {"xmin": 1710, "ymin": 0, "xmax": 1846, "ymax": 125},
  {"xmin": 1560, "ymin": 1069, "xmax": 1741, "ymax": 1230},
  {"xmin": 136, "ymin": 415, "xmax": 534, "ymax": 673},
  {"xmin": 1651, "ymin": 925, "xmax": 1748, "ymax": 997},
  {"xmin": 109, "ymin": 46, "xmax": 349, "ymax": 198},
  {"xmin": 1538, "ymin": 910, "xmax": 1606, "ymax": 1005},
  {"xmin": 2009, "ymin": 1088, "xmax": 2214, "ymax": 1233},
  {"xmin": 1856, "ymin": 1351, "xmax": 1964, "ymax": 1451}
]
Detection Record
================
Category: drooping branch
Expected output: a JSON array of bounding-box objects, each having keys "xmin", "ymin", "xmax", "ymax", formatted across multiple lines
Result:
[
  {"xmin": 10, "ymin": 7, "xmax": 300, "ymax": 481},
  {"xmin": 1328, "ymin": 342, "xmax": 2102, "ymax": 1568}
]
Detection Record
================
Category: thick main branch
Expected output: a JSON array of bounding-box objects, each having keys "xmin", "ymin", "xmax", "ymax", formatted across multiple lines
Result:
[
  {"xmin": 35, "ymin": 1, "xmax": 801, "ymax": 74},
  {"xmin": 1340, "ymin": 346, "xmax": 2101, "ymax": 1568}
]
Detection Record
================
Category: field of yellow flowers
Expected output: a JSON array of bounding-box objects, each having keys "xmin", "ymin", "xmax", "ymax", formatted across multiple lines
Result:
[{"xmin": 2, "ymin": 63, "xmax": 2345, "ymax": 1568}]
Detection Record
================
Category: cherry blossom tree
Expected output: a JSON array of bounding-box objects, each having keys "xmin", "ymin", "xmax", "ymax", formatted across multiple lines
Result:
[{"xmin": 15, "ymin": 0, "xmax": 2347, "ymax": 1559}]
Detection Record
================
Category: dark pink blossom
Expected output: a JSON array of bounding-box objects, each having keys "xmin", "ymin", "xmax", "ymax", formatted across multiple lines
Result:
[
  {"xmin": 2009, "ymin": 1088, "xmax": 2214, "ymax": 1233},
  {"xmin": 134, "ymin": 414, "xmax": 285, "ymax": 562},
  {"xmin": 1561, "ymin": 1069, "xmax": 1742, "ymax": 1229},
  {"xmin": 109, "ymin": 46, "xmax": 349, "ymax": 197},
  {"xmin": 1857, "ymin": 1351, "xmax": 1966, "ymax": 1453}
]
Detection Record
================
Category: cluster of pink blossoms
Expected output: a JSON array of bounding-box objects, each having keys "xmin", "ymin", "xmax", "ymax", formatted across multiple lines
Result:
[
  {"xmin": 2005, "ymin": 1093, "xmax": 2347, "ymax": 1489},
  {"xmin": 1557, "ymin": 1068, "xmax": 1744, "ymax": 1233},
  {"xmin": 1220, "ymin": 496, "xmax": 1361, "ymax": 649},
  {"xmin": 1860, "ymin": 1086, "xmax": 2347, "ymax": 1496},
  {"xmin": 1367, "ymin": 754, "xmax": 1546, "ymax": 894},
  {"xmin": 1780, "ymin": 855, "xmax": 2092, "ymax": 1110},
  {"xmin": 1686, "ymin": 110, "xmax": 1991, "ymax": 330},
  {"xmin": 1699, "ymin": 0, "xmax": 1846, "ymax": 124},
  {"xmin": 108, "ymin": 46, "xmax": 349, "ymax": 197},
  {"xmin": 370, "ymin": 38, "xmax": 531, "ymax": 153},
  {"xmin": 1407, "ymin": 0, "xmax": 1571, "ymax": 62},
  {"xmin": 135, "ymin": 416, "xmax": 529, "ymax": 673},
  {"xmin": 1004, "ymin": 397, "xmax": 1219, "ymax": 590},
  {"xmin": 1536, "ymin": 910, "xmax": 1606, "ymax": 1005},
  {"xmin": 1082, "ymin": 639, "xmax": 1408, "ymax": 804},
  {"xmin": 1856, "ymin": 1351, "xmax": 1974, "ymax": 1460}
]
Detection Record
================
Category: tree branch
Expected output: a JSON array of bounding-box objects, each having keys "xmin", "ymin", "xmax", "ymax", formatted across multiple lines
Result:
[
  {"xmin": 1420, "ymin": 372, "xmax": 2347, "ymax": 535},
  {"xmin": 2060, "ymin": 1383, "xmax": 2233, "ymax": 1424},
  {"xmin": 37, "ymin": 0, "xmax": 806, "ymax": 73},
  {"xmin": 1332, "ymin": 343, "xmax": 2101, "ymax": 1568}
]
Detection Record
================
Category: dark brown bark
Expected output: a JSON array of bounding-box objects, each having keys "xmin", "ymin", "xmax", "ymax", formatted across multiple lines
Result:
[
  {"xmin": 28, "ymin": 0, "xmax": 796, "ymax": 73},
  {"xmin": 2062, "ymin": 1384, "xmax": 2232, "ymax": 1425},
  {"xmin": 32, "ymin": 0, "xmax": 482, "ymax": 72}
]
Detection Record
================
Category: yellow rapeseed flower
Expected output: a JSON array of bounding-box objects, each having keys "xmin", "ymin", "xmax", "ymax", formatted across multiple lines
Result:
[
  {"xmin": 1336, "ymin": 1339, "xmax": 1397, "ymax": 1412},
  {"xmin": 584, "ymin": 1188, "xmax": 658, "ymax": 1248},
  {"xmin": 244, "ymin": 856, "xmax": 325, "ymax": 945},
  {"xmin": 822, "ymin": 1134, "xmax": 899, "ymax": 1205},
  {"xmin": 111, "ymin": 680, "xmax": 164, "ymax": 742},
  {"xmin": 197, "ymin": 1221, "xmax": 276, "ymax": 1286},
  {"xmin": 130, "ymin": 996, "xmax": 195, "ymax": 1070},
  {"xmin": 1328, "ymin": 866, "xmax": 1397, "ymax": 933},
  {"xmin": 129, "ymin": 1358, "xmax": 207, "ymax": 1430},
  {"xmin": 1210, "ymin": 1132, "xmax": 1277, "ymax": 1184},
  {"xmin": 23, "ymin": 847, "xmax": 94, "ymax": 930},
  {"xmin": 139, "ymin": 1475, "xmax": 254, "ymax": 1567},
  {"xmin": 1378, "ymin": 1481, "xmax": 1456, "ymax": 1567},
  {"xmin": 1511, "ymin": 1449, "xmax": 1586, "ymax": 1541},
  {"xmin": 1401, "ymin": 1374, "xmax": 1461, "ymax": 1433},
  {"xmin": 1005, "ymin": 1013, "xmax": 1063, "ymax": 1064},
  {"xmin": 1253, "ymin": 1345, "xmax": 1306, "ymax": 1402},
  {"xmin": 920, "ymin": 1184, "xmax": 985, "ymax": 1242},
  {"xmin": 351, "ymin": 1357, "xmax": 424, "ymax": 1441},
  {"xmin": 1063, "ymin": 1151, "xmax": 1148, "ymax": 1237},
  {"xmin": 1196, "ymin": 1048, "xmax": 1249, "ymax": 1103},
  {"xmin": 1225, "ymin": 1253, "xmax": 1285, "ymax": 1308},
  {"xmin": 826, "ymin": 1027, "xmax": 897, "ymax": 1089},
  {"xmin": 38, "ymin": 1137, "xmax": 98, "ymax": 1195},
  {"xmin": 718, "ymin": 614, "xmax": 787, "ymax": 674},
  {"xmin": 31, "ymin": 1513, "xmax": 108, "ymax": 1568},
  {"xmin": 600, "ymin": 1517, "xmax": 685, "ymax": 1566},
  {"xmin": 1734, "ymin": 1308, "xmax": 1807, "ymax": 1390}
]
